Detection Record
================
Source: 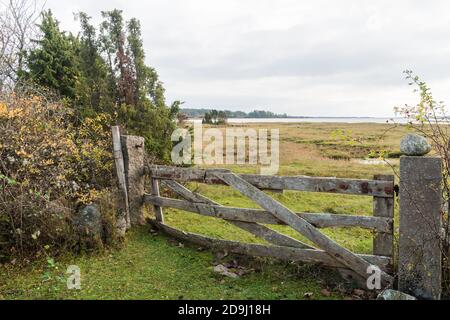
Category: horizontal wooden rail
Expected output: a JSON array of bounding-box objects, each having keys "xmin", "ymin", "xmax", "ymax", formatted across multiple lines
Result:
[
  {"xmin": 149, "ymin": 220, "xmax": 392, "ymax": 272},
  {"xmin": 145, "ymin": 165, "xmax": 394, "ymax": 198},
  {"xmin": 144, "ymin": 194, "xmax": 393, "ymax": 233},
  {"xmin": 160, "ymin": 179, "xmax": 315, "ymax": 250}
]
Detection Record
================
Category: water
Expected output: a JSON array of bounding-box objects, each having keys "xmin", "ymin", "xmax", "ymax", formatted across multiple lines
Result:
[
  {"xmin": 189, "ymin": 117, "xmax": 407, "ymax": 124},
  {"xmin": 356, "ymin": 158, "xmax": 399, "ymax": 166},
  {"xmin": 356, "ymin": 159, "xmax": 388, "ymax": 165}
]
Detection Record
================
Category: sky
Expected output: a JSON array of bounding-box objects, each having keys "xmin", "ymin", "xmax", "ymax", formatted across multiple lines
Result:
[{"xmin": 44, "ymin": 0, "xmax": 450, "ymax": 117}]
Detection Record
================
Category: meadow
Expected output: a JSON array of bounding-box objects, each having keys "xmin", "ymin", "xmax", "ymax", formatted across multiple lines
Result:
[{"xmin": 0, "ymin": 122, "xmax": 410, "ymax": 300}]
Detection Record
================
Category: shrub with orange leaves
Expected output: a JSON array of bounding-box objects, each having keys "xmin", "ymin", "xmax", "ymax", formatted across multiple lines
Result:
[{"xmin": 0, "ymin": 92, "xmax": 119, "ymax": 261}]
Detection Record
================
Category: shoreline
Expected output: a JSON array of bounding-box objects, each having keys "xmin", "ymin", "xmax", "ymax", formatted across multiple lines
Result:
[{"xmin": 188, "ymin": 117, "xmax": 406, "ymax": 124}]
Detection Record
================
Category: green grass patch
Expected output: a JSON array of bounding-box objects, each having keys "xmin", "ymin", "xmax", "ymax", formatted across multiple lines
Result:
[{"xmin": 0, "ymin": 227, "xmax": 344, "ymax": 300}]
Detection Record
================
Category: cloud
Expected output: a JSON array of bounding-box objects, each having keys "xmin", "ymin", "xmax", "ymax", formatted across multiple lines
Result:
[{"xmin": 45, "ymin": 0, "xmax": 450, "ymax": 116}]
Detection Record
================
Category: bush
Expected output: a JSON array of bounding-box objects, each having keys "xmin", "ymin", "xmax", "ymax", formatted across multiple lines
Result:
[
  {"xmin": 322, "ymin": 150, "xmax": 351, "ymax": 161},
  {"xmin": 367, "ymin": 150, "xmax": 402, "ymax": 159},
  {"xmin": 0, "ymin": 92, "xmax": 119, "ymax": 262}
]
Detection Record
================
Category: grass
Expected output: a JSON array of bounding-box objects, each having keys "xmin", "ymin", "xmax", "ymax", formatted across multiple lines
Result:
[
  {"xmin": 0, "ymin": 122, "xmax": 409, "ymax": 300},
  {"xmin": 0, "ymin": 227, "xmax": 344, "ymax": 300},
  {"xmin": 163, "ymin": 188, "xmax": 378, "ymax": 254}
]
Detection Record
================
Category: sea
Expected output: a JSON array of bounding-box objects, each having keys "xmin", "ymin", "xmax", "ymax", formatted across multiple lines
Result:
[{"xmin": 188, "ymin": 117, "xmax": 407, "ymax": 124}]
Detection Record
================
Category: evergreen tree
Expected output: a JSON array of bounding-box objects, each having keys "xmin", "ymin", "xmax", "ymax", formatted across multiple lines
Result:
[
  {"xmin": 217, "ymin": 111, "xmax": 227, "ymax": 124},
  {"xmin": 75, "ymin": 12, "xmax": 113, "ymax": 115},
  {"xmin": 99, "ymin": 10, "xmax": 180, "ymax": 161},
  {"xmin": 100, "ymin": 9, "xmax": 135, "ymax": 106},
  {"xmin": 126, "ymin": 18, "xmax": 149, "ymax": 109},
  {"xmin": 24, "ymin": 9, "xmax": 180, "ymax": 162},
  {"xmin": 202, "ymin": 112, "xmax": 212, "ymax": 124},
  {"xmin": 26, "ymin": 10, "xmax": 79, "ymax": 99}
]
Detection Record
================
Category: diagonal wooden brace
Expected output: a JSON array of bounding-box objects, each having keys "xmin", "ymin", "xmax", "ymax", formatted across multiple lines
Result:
[
  {"xmin": 212, "ymin": 170, "xmax": 393, "ymax": 287},
  {"xmin": 161, "ymin": 180, "xmax": 314, "ymax": 250}
]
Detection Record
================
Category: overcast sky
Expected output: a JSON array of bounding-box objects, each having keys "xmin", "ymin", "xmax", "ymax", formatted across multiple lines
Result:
[{"xmin": 45, "ymin": 0, "xmax": 450, "ymax": 117}]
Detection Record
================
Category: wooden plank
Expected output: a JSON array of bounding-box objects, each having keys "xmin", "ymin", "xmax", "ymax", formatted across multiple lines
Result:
[
  {"xmin": 146, "ymin": 165, "xmax": 394, "ymax": 198},
  {"xmin": 161, "ymin": 180, "xmax": 216, "ymax": 205},
  {"xmin": 373, "ymin": 175, "xmax": 395, "ymax": 264},
  {"xmin": 212, "ymin": 171, "xmax": 394, "ymax": 285},
  {"xmin": 160, "ymin": 180, "xmax": 314, "ymax": 249},
  {"xmin": 230, "ymin": 220, "xmax": 313, "ymax": 249},
  {"xmin": 149, "ymin": 220, "xmax": 392, "ymax": 272},
  {"xmin": 150, "ymin": 178, "xmax": 164, "ymax": 223},
  {"xmin": 111, "ymin": 126, "xmax": 130, "ymax": 231},
  {"xmin": 144, "ymin": 194, "xmax": 392, "ymax": 232}
]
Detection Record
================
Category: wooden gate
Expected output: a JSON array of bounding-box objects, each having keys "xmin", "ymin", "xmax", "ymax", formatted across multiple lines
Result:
[{"xmin": 144, "ymin": 165, "xmax": 395, "ymax": 286}]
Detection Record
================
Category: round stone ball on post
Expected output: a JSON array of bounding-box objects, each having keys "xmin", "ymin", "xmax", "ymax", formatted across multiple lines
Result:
[{"xmin": 400, "ymin": 134, "xmax": 432, "ymax": 156}]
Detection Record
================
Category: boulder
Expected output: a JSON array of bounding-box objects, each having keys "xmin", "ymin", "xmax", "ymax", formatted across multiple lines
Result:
[
  {"xmin": 400, "ymin": 134, "xmax": 431, "ymax": 156},
  {"xmin": 73, "ymin": 204, "xmax": 102, "ymax": 237},
  {"xmin": 377, "ymin": 289, "xmax": 417, "ymax": 300}
]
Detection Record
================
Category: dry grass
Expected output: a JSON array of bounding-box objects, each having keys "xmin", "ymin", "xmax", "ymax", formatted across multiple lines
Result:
[{"xmin": 194, "ymin": 121, "xmax": 409, "ymax": 178}]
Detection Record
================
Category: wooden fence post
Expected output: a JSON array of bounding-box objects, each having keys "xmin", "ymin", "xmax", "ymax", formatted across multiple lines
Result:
[
  {"xmin": 399, "ymin": 156, "xmax": 442, "ymax": 299},
  {"xmin": 373, "ymin": 175, "xmax": 394, "ymax": 271},
  {"xmin": 111, "ymin": 126, "xmax": 130, "ymax": 234},
  {"xmin": 150, "ymin": 178, "xmax": 164, "ymax": 223},
  {"xmin": 121, "ymin": 134, "xmax": 146, "ymax": 226}
]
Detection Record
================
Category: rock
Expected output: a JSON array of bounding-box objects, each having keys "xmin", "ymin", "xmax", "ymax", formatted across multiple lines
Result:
[
  {"xmin": 320, "ymin": 289, "xmax": 331, "ymax": 297},
  {"xmin": 213, "ymin": 264, "xmax": 239, "ymax": 278},
  {"xmin": 377, "ymin": 289, "xmax": 417, "ymax": 300},
  {"xmin": 400, "ymin": 134, "xmax": 431, "ymax": 156},
  {"xmin": 73, "ymin": 204, "xmax": 102, "ymax": 237},
  {"xmin": 303, "ymin": 292, "xmax": 314, "ymax": 299}
]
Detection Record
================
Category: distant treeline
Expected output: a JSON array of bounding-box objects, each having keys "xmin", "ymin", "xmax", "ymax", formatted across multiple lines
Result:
[{"xmin": 181, "ymin": 108, "xmax": 289, "ymax": 119}]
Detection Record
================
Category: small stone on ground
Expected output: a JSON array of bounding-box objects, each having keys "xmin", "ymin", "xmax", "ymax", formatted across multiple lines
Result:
[
  {"xmin": 213, "ymin": 264, "xmax": 239, "ymax": 278},
  {"xmin": 377, "ymin": 289, "xmax": 417, "ymax": 300}
]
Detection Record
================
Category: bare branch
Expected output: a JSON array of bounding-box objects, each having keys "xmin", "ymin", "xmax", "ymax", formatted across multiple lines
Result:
[{"xmin": 0, "ymin": 0, "xmax": 45, "ymax": 91}]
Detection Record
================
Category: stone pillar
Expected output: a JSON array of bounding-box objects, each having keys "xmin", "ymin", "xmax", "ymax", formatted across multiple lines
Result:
[
  {"xmin": 399, "ymin": 156, "xmax": 442, "ymax": 299},
  {"xmin": 121, "ymin": 135, "xmax": 145, "ymax": 225}
]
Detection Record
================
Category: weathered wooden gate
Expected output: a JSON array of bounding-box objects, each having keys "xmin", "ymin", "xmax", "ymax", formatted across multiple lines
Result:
[
  {"xmin": 143, "ymin": 165, "xmax": 395, "ymax": 287},
  {"xmin": 114, "ymin": 127, "xmax": 445, "ymax": 299}
]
